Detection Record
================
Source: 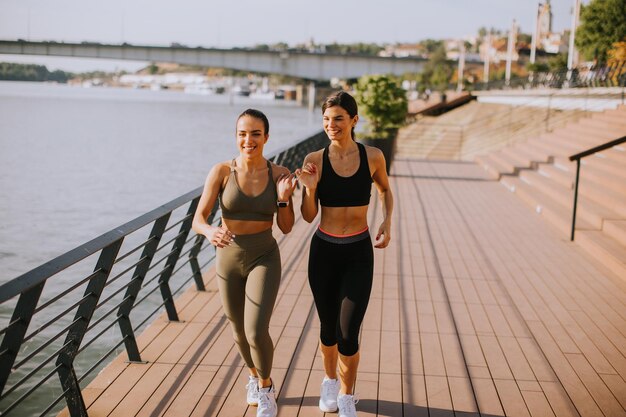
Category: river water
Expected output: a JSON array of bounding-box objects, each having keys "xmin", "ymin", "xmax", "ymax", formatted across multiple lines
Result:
[
  {"xmin": 0, "ymin": 81, "xmax": 319, "ymax": 281},
  {"xmin": 0, "ymin": 81, "xmax": 321, "ymax": 415}
]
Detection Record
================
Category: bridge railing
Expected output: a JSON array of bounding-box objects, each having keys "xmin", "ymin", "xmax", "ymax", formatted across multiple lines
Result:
[{"xmin": 0, "ymin": 130, "xmax": 328, "ymax": 417}]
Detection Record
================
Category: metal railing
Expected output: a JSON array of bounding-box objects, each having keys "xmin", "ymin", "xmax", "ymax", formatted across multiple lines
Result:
[
  {"xmin": 470, "ymin": 61, "xmax": 626, "ymax": 91},
  {"xmin": 568, "ymin": 135, "xmax": 626, "ymax": 241},
  {"xmin": 0, "ymin": 130, "xmax": 328, "ymax": 417}
]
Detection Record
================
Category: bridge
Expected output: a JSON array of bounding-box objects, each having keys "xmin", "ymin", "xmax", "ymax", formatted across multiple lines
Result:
[{"xmin": 0, "ymin": 40, "xmax": 427, "ymax": 81}]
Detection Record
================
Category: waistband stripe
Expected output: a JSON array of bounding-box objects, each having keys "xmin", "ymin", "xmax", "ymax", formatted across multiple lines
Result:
[
  {"xmin": 318, "ymin": 226, "xmax": 369, "ymax": 238},
  {"xmin": 315, "ymin": 227, "xmax": 370, "ymax": 244}
]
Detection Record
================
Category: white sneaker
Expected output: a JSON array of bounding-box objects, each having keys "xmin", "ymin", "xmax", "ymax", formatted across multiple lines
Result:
[
  {"xmin": 337, "ymin": 393, "xmax": 359, "ymax": 417},
  {"xmin": 319, "ymin": 377, "xmax": 340, "ymax": 412},
  {"xmin": 256, "ymin": 384, "xmax": 277, "ymax": 417},
  {"xmin": 246, "ymin": 376, "xmax": 259, "ymax": 406}
]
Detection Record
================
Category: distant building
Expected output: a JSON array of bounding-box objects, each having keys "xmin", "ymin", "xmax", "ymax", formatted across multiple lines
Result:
[
  {"xmin": 445, "ymin": 38, "xmax": 481, "ymax": 62},
  {"xmin": 538, "ymin": 1, "xmax": 553, "ymax": 38},
  {"xmin": 535, "ymin": 1, "xmax": 569, "ymax": 55},
  {"xmin": 378, "ymin": 43, "xmax": 426, "ymax": 58},
  {"xmin": 543, "ymin": 32, "xmax": 569, "ymax": 54}
]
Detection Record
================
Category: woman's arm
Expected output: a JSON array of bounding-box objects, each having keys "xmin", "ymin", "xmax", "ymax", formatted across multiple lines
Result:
[
  {"xmin": 370, "ymin": 148, "xmax": 393, "ymax": 249},
  {"xmin": 192, "ymin": 163, "xmax": 233, "ymax": 247},
  {"xmin": 296, "ymin": 152, "xmax": 321, "ymax": 223},
  {"xmin": 275, "ymin": 165, "xmax": 297, "ymax": 234}
]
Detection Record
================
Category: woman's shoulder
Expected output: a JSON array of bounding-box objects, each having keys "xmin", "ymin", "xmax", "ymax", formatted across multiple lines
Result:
[
  {"xmin": 362, "ymin": 143, "xmax": 383, "ymax": 160},
  {"xmin": 212, "ymin": 160, "xmax": 233, "ymax": 174},
  {"xmin": 270, "ymin": 161, "xmax": 291, "ymax": 178},
  {"xmin": 304, "ymin": 149, "xmax": 324, "ymax": 164},
  {"xmin": 205, "ymin": 160, "xmax": 233, "ymax": 182}
]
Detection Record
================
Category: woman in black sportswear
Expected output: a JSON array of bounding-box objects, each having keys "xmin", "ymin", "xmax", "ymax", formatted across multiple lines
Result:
[{"xmin": 296, "ymin": 91, "xmax": 393, "ymax": 417}]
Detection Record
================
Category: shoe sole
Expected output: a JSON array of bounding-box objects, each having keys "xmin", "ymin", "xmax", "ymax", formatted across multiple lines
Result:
[{"xmin": 319, "ymin": 403, "xmax": 338, "ymax": 413}]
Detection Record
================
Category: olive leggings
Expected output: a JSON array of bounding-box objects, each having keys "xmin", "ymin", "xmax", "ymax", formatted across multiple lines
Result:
[{"xmin": 216, "ymin": 229, "xmax": 281, "ymax": 380}]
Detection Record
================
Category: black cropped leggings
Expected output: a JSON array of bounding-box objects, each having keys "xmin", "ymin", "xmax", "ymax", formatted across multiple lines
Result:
[{"xmin": 308, "ymin": 228, "xmax": 374, "ymax": 356}]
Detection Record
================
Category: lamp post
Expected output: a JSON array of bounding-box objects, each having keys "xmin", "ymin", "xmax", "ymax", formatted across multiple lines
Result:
[
  {"xmin": 457, "ymin": 40, "xmax": 465, "ymax": 92},
  {"xmin": 530, "ymin": 3, "xmax": 541, "ymax": 64},
  {"xmin": 567, "ymin": 0, "xmax": 582, "ymax": 71},
  {"xmin": 483, "ymin": 33, "xmax": 491, "ymax": 84},
  {"xmin": 505, "ymin": 19, "xmax": 518, "ymax": 87}
]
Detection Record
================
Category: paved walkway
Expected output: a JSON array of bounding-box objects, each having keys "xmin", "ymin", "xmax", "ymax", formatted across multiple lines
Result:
[{"xmin": 61, "ymin": 159, "xmax": 626, "ymax": 417}]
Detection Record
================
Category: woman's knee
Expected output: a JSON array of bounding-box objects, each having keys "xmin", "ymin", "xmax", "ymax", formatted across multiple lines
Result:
[
  {"xmin": 230, "ymin": 324, "xmax": 248, "ymax": 346},
  {"xmin": 244, "ymin": 323, "xmax": 271, "ymax": 348},
  {"xmin": 319, "ymin": 324, "xmax": 337, "ymax": 347},
  {"xmin": 337, "ymin": 335, "xmax": 359, "ymax": 356}
]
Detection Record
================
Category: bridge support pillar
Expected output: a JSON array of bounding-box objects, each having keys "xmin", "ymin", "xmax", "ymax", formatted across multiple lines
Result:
[{"xmin": 308, "ymin": 82, "xmax": 316, "ymax": 112}]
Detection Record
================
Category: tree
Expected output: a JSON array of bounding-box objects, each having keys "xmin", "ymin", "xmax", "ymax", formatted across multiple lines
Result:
[
  {"xmin": 527, "ymin": 62, "xmax": 550, "ymax": 72},
  {"xmin": 147, "ymin": 63, "xmax": 159, "ymax": 74},
  {"xmin": 0, "ymin": 62, "xmax": 72, "ymax": 82},
  {"xmin": 354, "ymin": 74, "xmax": 408, "ymax": 139},
  {"xmin": 419, "ymin": 39, "xmax": 444, "ymax": 54},
  {"xmin": 517, "ymin": 33, "xmax": 532, "ymax": 45},
  {"xmin": 421, "ymin": 45, "xmax": 453, "ymax": 93},
  {"xmin": 576, "ymin": 0, "xmax": 626, "ymax": 63},
  {"xmin": 548, "ymin": 53, "xmax": 568, "ymax": 71},
  {"xmin": 608, "ymin": 41, "xmax": 626, "ymax": 63}
]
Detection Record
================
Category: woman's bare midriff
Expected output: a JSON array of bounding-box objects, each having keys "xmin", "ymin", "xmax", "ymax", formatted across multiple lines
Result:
[
  {"xmin": 319, "ymin": 205, "xmax": 369, "ymax": 235},
  {"xmin": 222, "ymin": 219, "xmax": 273, "ymax": 235}
]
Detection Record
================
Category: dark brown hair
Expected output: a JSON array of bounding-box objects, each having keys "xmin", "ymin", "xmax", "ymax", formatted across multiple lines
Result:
[
  {"xmin": 321, "ymin": 91, "xmax": 358, "ymax": 139},
  {"xmin": 237, "ymin": 108, "xmax": 269, "ymax": 135}
]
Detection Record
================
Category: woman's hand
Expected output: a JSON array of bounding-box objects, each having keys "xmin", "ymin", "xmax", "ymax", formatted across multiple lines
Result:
[
  {"xmin": 206, "ymin": 226, "xmax": 235, "ymax": 248},
  {"xmin": 295, "ymin": 162, "xmax": 319, "ymax": 190},
  {"xmin": 374, "ymin": 221, "xmax": 391, "ymax": 248},
  {"xmin": 277, "ymin": 172, "xmax": 298, "ymax": 202}
]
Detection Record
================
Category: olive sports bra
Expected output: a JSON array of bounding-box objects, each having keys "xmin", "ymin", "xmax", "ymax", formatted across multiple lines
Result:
[{"xmin": 219, "ymin": 159, "xmax": 277, "ymax": 221}]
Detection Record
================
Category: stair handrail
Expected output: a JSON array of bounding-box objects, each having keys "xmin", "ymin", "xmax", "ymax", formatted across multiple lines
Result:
[{"xmin": 568, "ymin": 135, "xmax": 626, "ymax": 241}]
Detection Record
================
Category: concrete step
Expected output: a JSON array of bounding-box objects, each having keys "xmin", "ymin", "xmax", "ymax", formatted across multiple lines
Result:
[
  {"xmin": 568, "ymin": 118, "xmax": 623, "ymax": 135},
  {"xmin": 499, "ymin": 176, "xmax": 595, "ymax": 236},
  {"xmin": 499, "ymin": 146, "xmax": 536, "ymax": 170},
  {"xmin": 548, "ymin": 127, "xmax": 619, "ymax": 148},
  {"xmin": 553, "ymin": 157, "xmax": 626, "ymax": 188},
  {"xmin": 475, "ymin": 154, "xmax": 510, "ymax": 179},
  {"xmin": 537, "ymin": 163, "xmax": 575, "ymax": 188},
  {"xmin": 501, "ymin": 144, "xmax": 551, "ymax": 168},
  {"xmin": 526, "ymin": 136, "xmax": 585, "ymax": 158},
  {"xmin": 604, "ymin": 220, "xmax": 626, "ymax": 246},
  {"xmin": 518, "ymin": 170, "xmax": 620, "ymax": 229},
  {"xmin": 577, "ymin": 117, "xmax": 626, "ymax": 134},
  {"xmin": 539, "ymin": 161, "xmax": 626, "ymax": 199},
  {"xmin": 592, "ymin": 110, "xmax": 626, "ymax": 127},
  {"xmin": 576, "ymin": 230, "xmax": 626, "ymax": 279},
  {"xmin": 578, "ymin": 180, "xmax": 626, "ymax": 218},
  {"xmin": 600, "ymin": 146, "xmax": 626, "ymax": 162},
  {"xmin": 582, "ymin": 152, "xmax": 626, "ymax": 174}
]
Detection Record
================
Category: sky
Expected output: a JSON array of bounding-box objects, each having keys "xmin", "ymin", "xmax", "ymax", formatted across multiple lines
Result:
[{"xmin": 0, "ymin": 0, "xmax": 581, "ymax": 72}]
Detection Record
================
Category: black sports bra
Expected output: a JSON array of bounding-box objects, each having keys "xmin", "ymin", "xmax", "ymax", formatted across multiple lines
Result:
[{"xmin": 317, "ymin": 142, "xmax": 372, "ymax": 207}]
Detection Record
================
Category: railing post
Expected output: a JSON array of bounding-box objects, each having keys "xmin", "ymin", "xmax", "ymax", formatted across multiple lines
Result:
[
  {"xmin": 56, "ymin": 239, "xmax": 123, "ymax": 417},
  {"xmin": 158, "ymin": 199, "xmax": 199, "ymax": 322},
  {"xmin": 545, "ymin": 93, "xmax": 552, "ymax": 131},
  {"xmin": 189, "ymin": 199, "xmax": 217, "ymax": 292},
  {"xmin": 0, "ymin": 282, "xmax": 45, "ymax": 395},
  {"xmin": 189, "ymin": 234, "xmax": 207, "ymax": 292},
  {"xmin": 117, "ymin": 214, "xmax": 171, "ymax": 363},
  {"xmin": 571, "ymin": 159, "xmax": 581, "ymax": 241}
]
